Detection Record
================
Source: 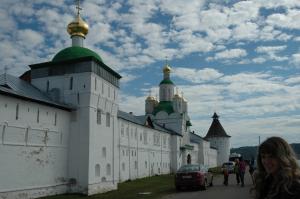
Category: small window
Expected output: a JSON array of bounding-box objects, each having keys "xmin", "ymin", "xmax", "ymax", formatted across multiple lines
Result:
[
  {"xmin": 126, "ymin": 127, "xmax": 129, "ymax": 137},
  {"xmin": 16, "ymin": 104, "xmax": 19, "ymax": 120},
  {"xmin": 135, "ymin": 161, "xmax": 137, "ymax": 169},
  {"xmin": 121, "ymin": 124, "xmax": 124, "ymax": 136},
  {"xmin": 37, "ymin": 108, "xmax": 39, "ymax": 123},
  {"xmin": 122, "ymin": 163, "xmax": 125, "ymax": 171},
  {"xmin": 106, "ymin": 164, "xmax": 111, "ymax": 176},
  {"xmin": 69, "ymin": 77, "xmax": 73, "ymax": 90},
  {"xmin": 54, "ymin": 112, "xmax": 57, "ymax": 126},
  {"xmin": 95, "ymin": 78, "xmax": 97, "ymax": 91},
  {"xmin": 95, "ymin": 164, "xmax": 100, "ymax": 177},
  {"xmin": 46, "ymin": 80, "xmax": 49, "ymax": 92},
  {"xmin": 106, "ymin": 113, "xmax": 110, "ymax": 127},
  {"xmin": 97, "ymin": 109, "xmax": 101, "ymax": 124},
  {"xmin": 102, "ymin": 147, "xmax": 106, "ymax": 158}
]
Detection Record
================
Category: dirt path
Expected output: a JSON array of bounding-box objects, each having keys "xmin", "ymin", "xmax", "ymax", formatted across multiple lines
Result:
[{"xmin": 162, "ymin": 169, "xmax": 254, "ymax": 199}]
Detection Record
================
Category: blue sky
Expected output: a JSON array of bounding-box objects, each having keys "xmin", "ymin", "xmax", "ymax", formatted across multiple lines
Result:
[{"xmin": 1, "ymin": 0, "xmax": 300, "ymax": 148}]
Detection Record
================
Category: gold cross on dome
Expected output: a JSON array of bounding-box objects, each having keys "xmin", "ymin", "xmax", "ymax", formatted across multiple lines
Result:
[{"xmin": 75, "ymin": 0, "xmax": 82, "ymax": 15}]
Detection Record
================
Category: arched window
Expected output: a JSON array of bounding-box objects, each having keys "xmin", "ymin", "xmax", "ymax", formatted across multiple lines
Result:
[{"xmin": 187, "ymin": 154, "xmax": 191, "ymax": 164}]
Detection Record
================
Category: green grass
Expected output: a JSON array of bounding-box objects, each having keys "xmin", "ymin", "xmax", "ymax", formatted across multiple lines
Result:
[{"xmin": 40, "ymin": 174, "xmax": 175, "ymax": 199}]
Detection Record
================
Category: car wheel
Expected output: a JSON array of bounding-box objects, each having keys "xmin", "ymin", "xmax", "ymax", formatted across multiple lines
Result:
[
  {"xmin": 200, "ymin": 179, "xmax": 207, "ymax": 190},
  {"xmin": 176, "ymin": 185, "xmax": 181, "ymax": 191}
]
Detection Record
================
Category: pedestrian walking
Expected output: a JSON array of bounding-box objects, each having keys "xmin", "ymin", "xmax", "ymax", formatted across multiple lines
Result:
[
  {"xmin": 223, "ymin": 167, "xmax": 229, "ymax": 186},
  {"xmin": 249, "ymin": 161, "xmax": 255, "ymax": 185},
  {"xmin": 239, "ymin": 157, "xmax": 246, "ymax": 187},
  {"xmin": 252, "ymin": 136, "xmax": 300, "ymax": 199},
  {"xmin": 234, "ymin": 158, "xmax": 240, "ymax": 185}
]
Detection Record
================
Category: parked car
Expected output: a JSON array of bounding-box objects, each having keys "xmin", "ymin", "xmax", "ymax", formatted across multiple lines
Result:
[
  {"xmin": 174, "ymin": 164, "xmax": 213, "ymax": 190},
  {"xmin": 222, "ymin": 161, "xmax": 235, "ymax": 174}
]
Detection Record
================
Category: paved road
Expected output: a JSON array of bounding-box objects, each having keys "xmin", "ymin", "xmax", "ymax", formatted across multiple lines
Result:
[{"xmin": 162, "ymin": 169, "xmax": 254, "ymax": 199}]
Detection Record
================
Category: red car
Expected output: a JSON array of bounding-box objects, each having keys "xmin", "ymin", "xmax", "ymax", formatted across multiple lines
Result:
[{"xmin": 175, "ymin": 164, "xmax": 213, "ymax": 190}]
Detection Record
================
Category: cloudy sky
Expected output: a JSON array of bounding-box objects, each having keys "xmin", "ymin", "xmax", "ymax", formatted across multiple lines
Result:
[{"xmin": 1, "ymin": 0, "xmax": 300, "ymax": 148}]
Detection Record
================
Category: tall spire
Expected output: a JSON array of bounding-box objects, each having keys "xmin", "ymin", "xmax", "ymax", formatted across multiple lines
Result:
[{"xmin": 67, "ymin": 0, "xmax": 89, "ymax": 47}]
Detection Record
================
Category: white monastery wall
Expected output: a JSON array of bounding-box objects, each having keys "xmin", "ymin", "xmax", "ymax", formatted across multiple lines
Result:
[
  {"xmin": 0, "ymin": 95, "xmax": 71, "ymax": 199},
  {"xmin": 118, "ymin": 119, "xmax": 172, "ymax": 182}
]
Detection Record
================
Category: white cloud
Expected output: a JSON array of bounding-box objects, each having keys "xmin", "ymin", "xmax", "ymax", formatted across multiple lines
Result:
[
  {"xmin": 285, "ymin": 76, "xmax": 300, "ymax": 84},
  {"xmin": 266, "ymin": 9, "xmax": 300, "ymax": 29},
  {"xmin": 252, "ymin": 57, "xmax": 266, "ymax": 64},
  {"xmin": 119, "ymin": 73, "xmax": 139, "ymax": 84},
  {"xmin": 172, "ymin": 67, "xmax": 223, "ymax": 83},
  {"xmin": 17, "ymin": 29, "xmax": 44, "ymax": 48},
  {"xmin": 290, "ymin": 53, "xmax": 300, "ymax": 67},
  {"xmin": 214, "ymin": 48, "xmax": 247, "ymax": 60},
  {"xmin": 256, "ymin": 45, "xmax": 287, "ymax": 53}
]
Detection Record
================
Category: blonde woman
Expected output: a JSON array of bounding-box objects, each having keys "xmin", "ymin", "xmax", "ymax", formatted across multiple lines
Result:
[{"xmin": 252, "ymin": 137, "xmax": 300, "ymax": 199}]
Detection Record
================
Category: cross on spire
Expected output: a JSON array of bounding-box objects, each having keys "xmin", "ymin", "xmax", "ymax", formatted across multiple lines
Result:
[
  {"xmin": 75, "ymin": 0, "xmax": 82, "ymax": 16},
  {"xmin": 165, "ymin": 56, "xmax": 168, "ymax": 65}
]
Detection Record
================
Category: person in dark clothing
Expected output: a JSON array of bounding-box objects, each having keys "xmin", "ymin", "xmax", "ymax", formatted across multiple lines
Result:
[
  {"xmin": 223, "ymin": 167, "xmax": 229, "ymax": 186},
  {"xmin": 239, "ymin": 157, "xmax": 246, "ymax": 187},
  {"xmin": 251, "ymin": 137, "xmax": 300, "ymax": 199}
]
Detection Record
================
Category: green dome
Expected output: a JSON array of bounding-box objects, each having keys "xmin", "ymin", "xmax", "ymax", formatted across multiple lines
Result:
[
  {"xmin": 52, "ymin": 46, "xmax": 103, "ymax": 62},
  {"xmin": 154, "ymin": 101, "xmax": 174, "ymax": 115},
  {"xmin": 159, "ymin": 79, "xmax": 174, "ymax": 85}
]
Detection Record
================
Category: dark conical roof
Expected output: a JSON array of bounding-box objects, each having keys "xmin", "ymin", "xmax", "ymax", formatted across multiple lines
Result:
[{"xmin": 205, "ymin": 112, "xmax": 230, "ymax": 138}]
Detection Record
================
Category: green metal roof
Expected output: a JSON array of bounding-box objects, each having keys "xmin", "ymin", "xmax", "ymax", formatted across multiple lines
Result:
[
  {"xmin": 153, "ymin": 101, "xmax": 174, "ymax": 115},
  {"xmin": 52, "ymin": 46, "xmax": 103, "ymax": 63},
  {"xmin": 159, "ymin": 79, "xmax": 174, "ymax": 85}
]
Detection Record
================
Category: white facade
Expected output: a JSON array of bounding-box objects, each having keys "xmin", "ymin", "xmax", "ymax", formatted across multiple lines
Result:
[
  {"xmin": 208, "ymin": 137, "xmax": 230, "ymax": 166},
  {"xmin": 0, "ymin": 94, "xmax": 71, "ymax": 198}
]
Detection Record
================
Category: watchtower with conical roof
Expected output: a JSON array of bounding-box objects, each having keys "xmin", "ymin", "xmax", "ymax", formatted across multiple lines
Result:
[{"xmin": 204, "ymin": 112, "xmax": 231, "ymax": 166}]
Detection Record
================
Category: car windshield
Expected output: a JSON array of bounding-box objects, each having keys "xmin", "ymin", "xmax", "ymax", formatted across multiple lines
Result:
[{"xmin": 178, "ymin": 165, "xmax": 201, "ymax": 172}]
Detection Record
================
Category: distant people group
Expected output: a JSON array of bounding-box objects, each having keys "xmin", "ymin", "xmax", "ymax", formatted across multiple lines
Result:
[{"xmin": 223, "ymin": 157, "xmax": 246, "ymax": 187}]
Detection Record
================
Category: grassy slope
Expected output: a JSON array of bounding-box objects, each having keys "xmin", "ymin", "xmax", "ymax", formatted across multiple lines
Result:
[{"xmin": 40, "ymin": 175, "xmax": 175, "ymax": 199}]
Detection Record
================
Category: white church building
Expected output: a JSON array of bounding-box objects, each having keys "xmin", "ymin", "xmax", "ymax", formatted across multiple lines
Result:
[{"xmin": 0, "ymin": 4, "xmax": 230, "ymax": 199}]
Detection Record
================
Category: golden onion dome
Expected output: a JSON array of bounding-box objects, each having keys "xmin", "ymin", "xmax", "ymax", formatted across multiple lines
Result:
[
  {"xmin": 163, "ymin": 64, "xmax": 171, "ymax": 74},
  {"xmin": 67, "ymin": 15, "xmax": 89, "ymax": 38},
  {"xmin": 173, "ymin": 93, "xmax": 181, "ymax": 99},
  {"xmin": 146, "ymin": 96, "xmax": 156, "ymax": 101}
]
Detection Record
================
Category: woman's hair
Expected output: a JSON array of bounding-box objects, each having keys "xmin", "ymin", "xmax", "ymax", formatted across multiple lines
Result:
[{"xmin": 252, "ymin": 136, "xmax": 300, "ymax": 199}]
